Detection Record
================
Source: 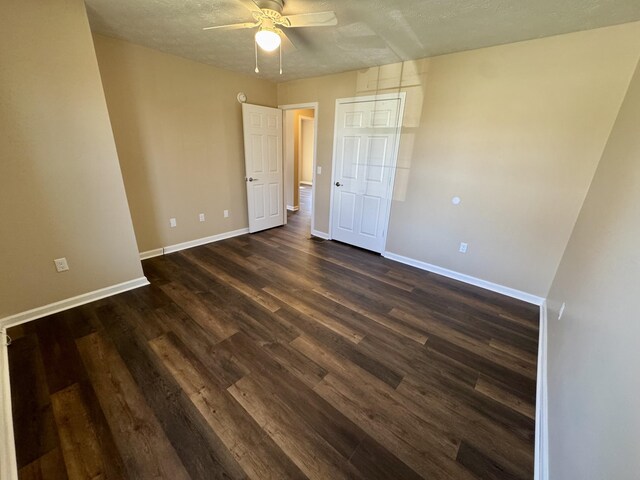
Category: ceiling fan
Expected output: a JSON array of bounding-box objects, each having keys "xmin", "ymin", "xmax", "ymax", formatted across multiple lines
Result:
[{"xmin": 203, "ymin": 0, "xmax": 337, "ymax": 74}]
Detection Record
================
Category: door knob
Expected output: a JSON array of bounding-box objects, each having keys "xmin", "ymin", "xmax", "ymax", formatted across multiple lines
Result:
[
  {"xmin": 247, "ymin": 177, "xmax": 259, "ymax": 182},
  {"xmin": 335, "ymin": 182, "xmax": 343, "ymax": 187}
]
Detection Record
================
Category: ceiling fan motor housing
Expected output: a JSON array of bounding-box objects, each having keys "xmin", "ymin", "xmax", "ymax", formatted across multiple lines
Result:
[
  {"xmin": 255, "ymin": 0, "xmax": 284, "ymax": 14},
  {"xmin": 252, "ymin": 1, "xmax": 292, "ymax": 28}
]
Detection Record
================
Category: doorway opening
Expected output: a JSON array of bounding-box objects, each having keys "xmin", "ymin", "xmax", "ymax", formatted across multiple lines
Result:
[
  {"xmin": 299, "ymin": 115, "xmax": 315, "ymax": 189},
  {"xmin": 281, "ymin": 103, "xmax": 318, "ymax": 236}
]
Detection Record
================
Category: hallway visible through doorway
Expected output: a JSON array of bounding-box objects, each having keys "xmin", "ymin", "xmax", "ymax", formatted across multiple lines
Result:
[
  {"xmin": 286, "ymin": 184, "xmax": 313, "ymax": 238},
  {"xmin": 283, "ymin": 108, "xmax": 316, "ymax": 216}
]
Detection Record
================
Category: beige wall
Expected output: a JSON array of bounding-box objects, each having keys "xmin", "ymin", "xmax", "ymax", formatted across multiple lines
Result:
[
  {"xmin": 0, "ymin": 0, "xmax": 143, "ymax": 320},
  {"xmin": 277, "ymin": 22, "xmax": 640, "ymax": 297},
  {"xmin": 545, "ymin": 58, "xmax": 640, "ymax": 480},
  {"xmin": 300, "ymin": 117, "xmax": 315, "ymax": 185},
  {"xmin": 93, "ymin": 35, "xmax": 278, "ymax": 253}
]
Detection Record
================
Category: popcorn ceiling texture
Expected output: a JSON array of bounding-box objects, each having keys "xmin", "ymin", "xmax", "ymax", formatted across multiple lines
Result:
[{"xmin": 85, "ymin": 0, "xmax": 640, "ymax": 81}]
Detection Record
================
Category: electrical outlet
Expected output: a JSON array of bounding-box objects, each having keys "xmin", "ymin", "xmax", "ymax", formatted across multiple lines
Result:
[
  {"xmin": 317, "ymin": 166, "xmax": 322, "ymax": 175},
  {"xmin": 54, "ymin": 257, "xmax": 69, "ymax": 272},
  {"xmin": 459, "ymin": 242, "xmax": 468, "ymax": 253},
  {"xmin": 199, "ymin": 213, "xmax": 205, "ymax": 222},
  {"xmin": 558, "ymin": 302, "xmax": 566, "ymax": 320},
  {"xmin": 169, "ymin": 218, "xmax": 177, "ymax": 228},
  {"xmin": 223, "ymin": 210, "xmax": 229, "ymax": 218}
]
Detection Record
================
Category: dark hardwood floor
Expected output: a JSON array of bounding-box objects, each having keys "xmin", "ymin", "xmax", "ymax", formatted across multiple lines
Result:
[{"xmin": 7, "ymin": 184, "xmax": 538, "ymax": 479}]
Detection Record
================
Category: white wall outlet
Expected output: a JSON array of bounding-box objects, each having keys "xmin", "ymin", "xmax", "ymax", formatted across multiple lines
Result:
[
  {"xmin": 223, "ymin": 210, "xmax": 229, "ymax": 218},
  {"xmin": 169, "ymin": 218, "xmax": 177, "ymax": 228},
  {"xmin": 459, "ymin": 242, "xmax": 468, "ymax": 253},
  {"xmin": 199, "ymin": 213, "xmax": 205, "ymax": 222},
  {"xmin": 558, "ymin": 302, "xmax": 566, "ymax": 320},
  {"xmin": 54, "ymin": 257, "xmax": 69, "ymax": 272},
  {"xmin": 317, "ymin": 166, "xmax": 322, "ymax": 175}
]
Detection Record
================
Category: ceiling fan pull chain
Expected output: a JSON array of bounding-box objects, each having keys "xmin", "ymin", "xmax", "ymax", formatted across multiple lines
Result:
[
  {"xmin": 254, "ymin": 41, "xmax": 260, "ymax": 73},
  {"xmin": 279, "ymin": 43, "xmax": 283, "ymax": 75}
]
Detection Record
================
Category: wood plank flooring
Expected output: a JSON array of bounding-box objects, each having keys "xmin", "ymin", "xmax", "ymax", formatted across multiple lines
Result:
[{"xmin": 7, "ymin": 185, "xmax": 539, "ymax": 479}]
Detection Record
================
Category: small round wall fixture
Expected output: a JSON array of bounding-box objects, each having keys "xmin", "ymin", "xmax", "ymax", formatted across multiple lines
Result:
[
  {"xmin": 452, "ymin": 196, "xmax": 461, "ymax": 205},
  {"xmin": 237, "ymin": 92, "xmax": 247, "ymax": 103}
]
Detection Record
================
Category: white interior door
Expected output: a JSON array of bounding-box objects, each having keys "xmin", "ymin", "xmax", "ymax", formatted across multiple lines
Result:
[
  {"xmin": 242, "ymin": 103, "xmax": 284, "ymax": 233},
  {"xmin": 331, "ymin": 96, "xmax": 404, "ymax": 253}
]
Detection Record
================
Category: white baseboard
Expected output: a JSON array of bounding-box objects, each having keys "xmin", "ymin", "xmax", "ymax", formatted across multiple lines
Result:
[
  {"xmin": 0, "ymin": 277, "xmax": 149, "ymax": 330},
  {"xmin": 535, "ymin": 301, "xmax": 549, "ymax": 480},
  {"xmin": 311, "ymin": 229, "xmax": 330, "ymax": 240},
  {"xmin": 163, "ymin": 228, "xmax": 249, "ymax": 255},
  {"xmin": 139, "ymin": 228, "xmax": 250, "ymax": 259},
  {"xmin": 286, "ymin": 205, "xmax": 300, "ymax": 212},
  {"xmin": 140, "ymin": 248, "xmax": 164, "ymax": 260},
  {"xmin": 0, "ymin": 329, "xmax": 17, "ymax": 480},
  {"xmin": 382, "ymin": 251, "xmax": 545, "ymax": 306}
]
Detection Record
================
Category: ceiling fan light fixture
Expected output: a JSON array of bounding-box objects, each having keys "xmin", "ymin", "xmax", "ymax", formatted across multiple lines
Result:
[{"xmin": 255, "ymin": 28, "xmax": 281, "ymax": 52}]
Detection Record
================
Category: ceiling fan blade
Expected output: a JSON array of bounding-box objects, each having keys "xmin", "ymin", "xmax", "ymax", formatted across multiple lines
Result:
[
  {"xmin": 283, "ymin": 11, "xmax": 337, "ymax": 28},
  {"xmin": 202, "ymin": 22, "xmax": 258, "ymax": 31},
  {"xmin": 240, "ymin": 0, "xmax": 263, "ymax": 13},
  {"xmin": 282, "ymin": 28, "xmax": 314, "ymax": 50},
  {"xmin": 280, "ymin": 30, "xmax": 297, "ymax": 52}
]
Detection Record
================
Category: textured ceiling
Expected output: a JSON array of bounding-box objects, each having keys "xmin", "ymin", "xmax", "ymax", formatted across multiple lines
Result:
[{"xmin": 85, "ymin": 0, "xmax": 640, "ymax": 82}]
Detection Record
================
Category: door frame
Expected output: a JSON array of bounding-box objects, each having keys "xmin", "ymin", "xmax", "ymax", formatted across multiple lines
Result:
[
  {"xmin": 279, "ymin": 102, "xmax": 319, "ymax": 234},
  {"xmin": 329, "ymin": 92, "xmax": 406, "ymax": 252}
]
